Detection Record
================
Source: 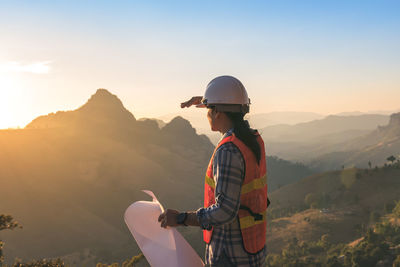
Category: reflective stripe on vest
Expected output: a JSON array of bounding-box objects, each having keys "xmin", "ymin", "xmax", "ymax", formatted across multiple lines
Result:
[{"xmin": 203, "ymin": 131, "xmax": 268, "ymax": 254}]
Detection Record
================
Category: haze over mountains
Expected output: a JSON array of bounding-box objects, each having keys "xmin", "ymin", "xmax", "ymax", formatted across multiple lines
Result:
[
  {"xmin": 260, "ymin": 114, "xmax": 391, "ymax": 167},
  {"xmin": 154, "ymin": 104, "xmax": 400, "ymax": 172},
  {"xmin": 157, "ymin": 110, "xmax": 325, "ymax": 132},
  {"xmin": 156, "ymin": 110, "xmax": 327, "ymax": 145},
  {"xmin": 261, "ymin": 114, "xmax": 389, "ymax": 144},
  {"xmin": 154, "ymin": 110, "xmax": 400, "ymax": 174},
  {"xmin": 154, "ymin": 109, "xmax": 397, "ymax": 146},
  {"xmin": 309, "ymin": 112, "xmax": 400, "ymax": 170}
]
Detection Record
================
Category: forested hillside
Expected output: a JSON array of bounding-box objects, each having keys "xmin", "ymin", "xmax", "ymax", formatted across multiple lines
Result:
[{"xmin": 266, "ymin": 163, "xmax": 400, "ymax": 259}]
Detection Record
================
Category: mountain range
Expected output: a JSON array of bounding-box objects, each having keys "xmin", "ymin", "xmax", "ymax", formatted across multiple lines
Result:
[
  {"xmin": 260, "ymin": 114, "xmax": 391, "ymax": 168},
  {"xmin": 156, "ymin": 110, "xmax": 326, "ymax": 145},
  {"xmin": 0, "ymin": 89, "xmax": 314, "ymax": 265},
  {"xmin": 155, "ymin": 108, "xmax": 398, "ymax": 173},
  {"xmin": 308, "ymin": 112, "xmax": 400, "ymax": 170},
  {"xmin": 1, "ymin": 89, "xmax": 213, "ymax": 264}
]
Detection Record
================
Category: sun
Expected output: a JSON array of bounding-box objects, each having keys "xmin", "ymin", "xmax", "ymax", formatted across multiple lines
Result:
[{"xmin": 0, "ymin": 74, "xmax": 25, "ymax": 129}]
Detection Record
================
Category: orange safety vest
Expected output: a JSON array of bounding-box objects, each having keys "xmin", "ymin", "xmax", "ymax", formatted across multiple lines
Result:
[{"xmin": 203, "ymin": 130, "xmax": 268, "ymax": 254}]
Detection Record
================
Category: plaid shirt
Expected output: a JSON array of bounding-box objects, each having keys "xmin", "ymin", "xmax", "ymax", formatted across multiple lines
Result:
[{"xmin": 196, "ymin": 128, "xmax": 266, "ymax": 267}]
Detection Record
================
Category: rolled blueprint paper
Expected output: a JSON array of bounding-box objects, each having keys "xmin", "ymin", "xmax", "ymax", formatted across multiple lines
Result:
[{"xmin": 124, "ymin": 190, "xmax": 204, "ymax": 267}]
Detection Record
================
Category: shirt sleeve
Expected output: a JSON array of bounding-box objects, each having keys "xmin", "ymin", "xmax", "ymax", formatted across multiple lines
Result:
[{"xmin": 196, "ymin": 143, "xmax": 244, "ymax": 230}]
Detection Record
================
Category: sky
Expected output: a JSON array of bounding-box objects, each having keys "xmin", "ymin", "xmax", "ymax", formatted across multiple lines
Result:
[{"xmin": 0, "ymin": 0, "xmax": 399, "ymax": 129}]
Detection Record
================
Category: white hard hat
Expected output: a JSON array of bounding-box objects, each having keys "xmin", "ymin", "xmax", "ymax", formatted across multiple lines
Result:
[{"xmin": 196, "ymin": 75, "xmax": 251, "ymax": 113}]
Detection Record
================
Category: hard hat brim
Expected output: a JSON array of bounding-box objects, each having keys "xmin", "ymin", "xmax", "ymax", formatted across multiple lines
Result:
[{"xmin": 195, "ymin": 103, "xmax": 207, "ymax": 108}]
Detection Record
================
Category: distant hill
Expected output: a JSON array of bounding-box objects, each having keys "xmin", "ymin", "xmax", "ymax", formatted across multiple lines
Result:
[
  {"xmin": 334, "ymin": 111, "xmax": 365, "ymax": 116},
  {"xmin": 309, "ymin": 112, "xmax": 400, "ymax": 170},
  {"xmin": 261, "ymin": 114, "xmax": 389, "ymax": 143},
  {"xmin": 158, "ymin": 111, "xmax": 326, "ymax": 145},
  {"xmin": 248, "ymin": 111, "xmax": 324, "ymax": 129},
  {"xmin": 334, "ymin": 109, "xmax": 400, "ymax": 116},
  {"xmin": 261, "ymin": 114, "xmax": 391, "ymax": 166}
]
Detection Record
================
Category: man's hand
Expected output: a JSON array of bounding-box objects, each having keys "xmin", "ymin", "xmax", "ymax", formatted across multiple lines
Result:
[
  {"xmin": 158, "ymin": 209, "xmax": 179, "ymax": 228},
  {"xmin": 180, "ymin": 96, "xmax": 203, "ymax": 108}
]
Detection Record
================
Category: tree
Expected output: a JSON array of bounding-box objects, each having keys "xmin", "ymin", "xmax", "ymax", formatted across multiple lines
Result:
[
  {"xmin": 387, "ymin": 155, "xmax": 396, "ymax": 164},
  {"xmin": 383, "ymin": 202, "xmax": 395, "ymax": 214},
  {"xmin": 0, "ymin": 215, "xmax": 21, "ymax": 231},
  {"xmin": 12, "ymin": 258, "xmax": 65, "ymax": 267},
  {"xmin": 393, "ymin": 200, "xmax": 400, "ymax": 218},
  {"xmin": 393, "ymin": 255, "xmax": 400, "ymax": 267},
  {"xmin": 369, "ymin": 211, "xmax": 381, "ymax": 223},
  {"xmin": 368, "ymin": 161, "xmax": 372, "ymax": 169},
  {"xmin": 0, "ymin": 215, "xmax": 22, "ymax": 265},
  {"xmin": 304, "ymin": 193, "xmax": 317, "ymax": 208},
  {"xmin": 96, "ymin": 253, "xmax": 144, "ymax": 267}
]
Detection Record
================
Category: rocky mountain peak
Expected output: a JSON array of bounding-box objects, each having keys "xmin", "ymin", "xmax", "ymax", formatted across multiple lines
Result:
[
  {"xmin": 80, "ymin": 89, "xmax": 127, "ymax": 111},
  {"xmin": 26, "ymin": 89, "xmax": 136, "ymax": 129},
  {"xmin": 78, "ymin": 88, "xmax": 136, "ymax": 122}
]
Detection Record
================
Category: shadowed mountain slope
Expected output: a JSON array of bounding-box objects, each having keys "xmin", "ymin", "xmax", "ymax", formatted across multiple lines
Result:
[{"xmin": 0, "ymin": 89, "xmax": 214, "ymax": 264}]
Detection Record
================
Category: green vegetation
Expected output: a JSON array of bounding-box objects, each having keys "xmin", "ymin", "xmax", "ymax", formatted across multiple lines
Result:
[
  {"xmin": 10, "ymin": 259, "xmax": 65, "ymax": 267},
  {"xmin": 0, "ymin": 215, "xmax": 21, "ymax": 232},
  {"xmin": 304, "ymin": 192, "xmax": 331, "ymax": 209},
  {"xmin": 394, "ymin": 200, "xmax": 400, "ymax": 218},
  {"xmin": 269, "ymin": 159, "xmax": 400, "ymax": 220},
  {"xmin": 394, "ymin": 255, "xmax": 400, "ymax": 267},
  {"xmin": 387, "ymin": 155, "xmax": 396, "ymax": 164},
  {"xmin": 267, "ymin": 205, "xmax": 308, "ymax": 220},
  {"xmin": 0, "ymin": 215, "xmax": 21, "ymax": 266},
  {"xmin": 1, "ymin": 214, "xmax": 67, "ymax": 267},
  {"xmin": 1, "ymin": 213, "xmax": 145, "ymax": 267},
  {"xmin": 96, "ymin": 254, "xmax": 144, "ymax": 267},
  {"xmin": 266, "ymin": 212, "xmax": 400, "ymax": 266},
  {"xmin": 266, "ymin": 161, "xmax": 400, "ymax": 259}
]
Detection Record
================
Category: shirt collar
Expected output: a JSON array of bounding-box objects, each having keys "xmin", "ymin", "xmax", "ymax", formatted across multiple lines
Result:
[{"xmin": 217, "ymin": 127, "xmax": 234, "ymax": 145}]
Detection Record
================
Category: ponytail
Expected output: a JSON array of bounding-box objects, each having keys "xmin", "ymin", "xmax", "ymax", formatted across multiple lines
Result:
[{"xmin": 224, "ymin": 112, "xmax": 261, "ymax": 164}]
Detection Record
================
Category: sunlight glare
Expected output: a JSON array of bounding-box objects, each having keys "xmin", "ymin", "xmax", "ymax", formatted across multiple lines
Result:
[{"xmin": 0, "ymin": 74, "xmax": 25, "ymax": 129}]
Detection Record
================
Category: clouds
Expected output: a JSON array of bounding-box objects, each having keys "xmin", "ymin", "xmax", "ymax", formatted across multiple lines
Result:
[{"xmin": 0, "ymin": 61, "xmax": 52, "ymax": 74}]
